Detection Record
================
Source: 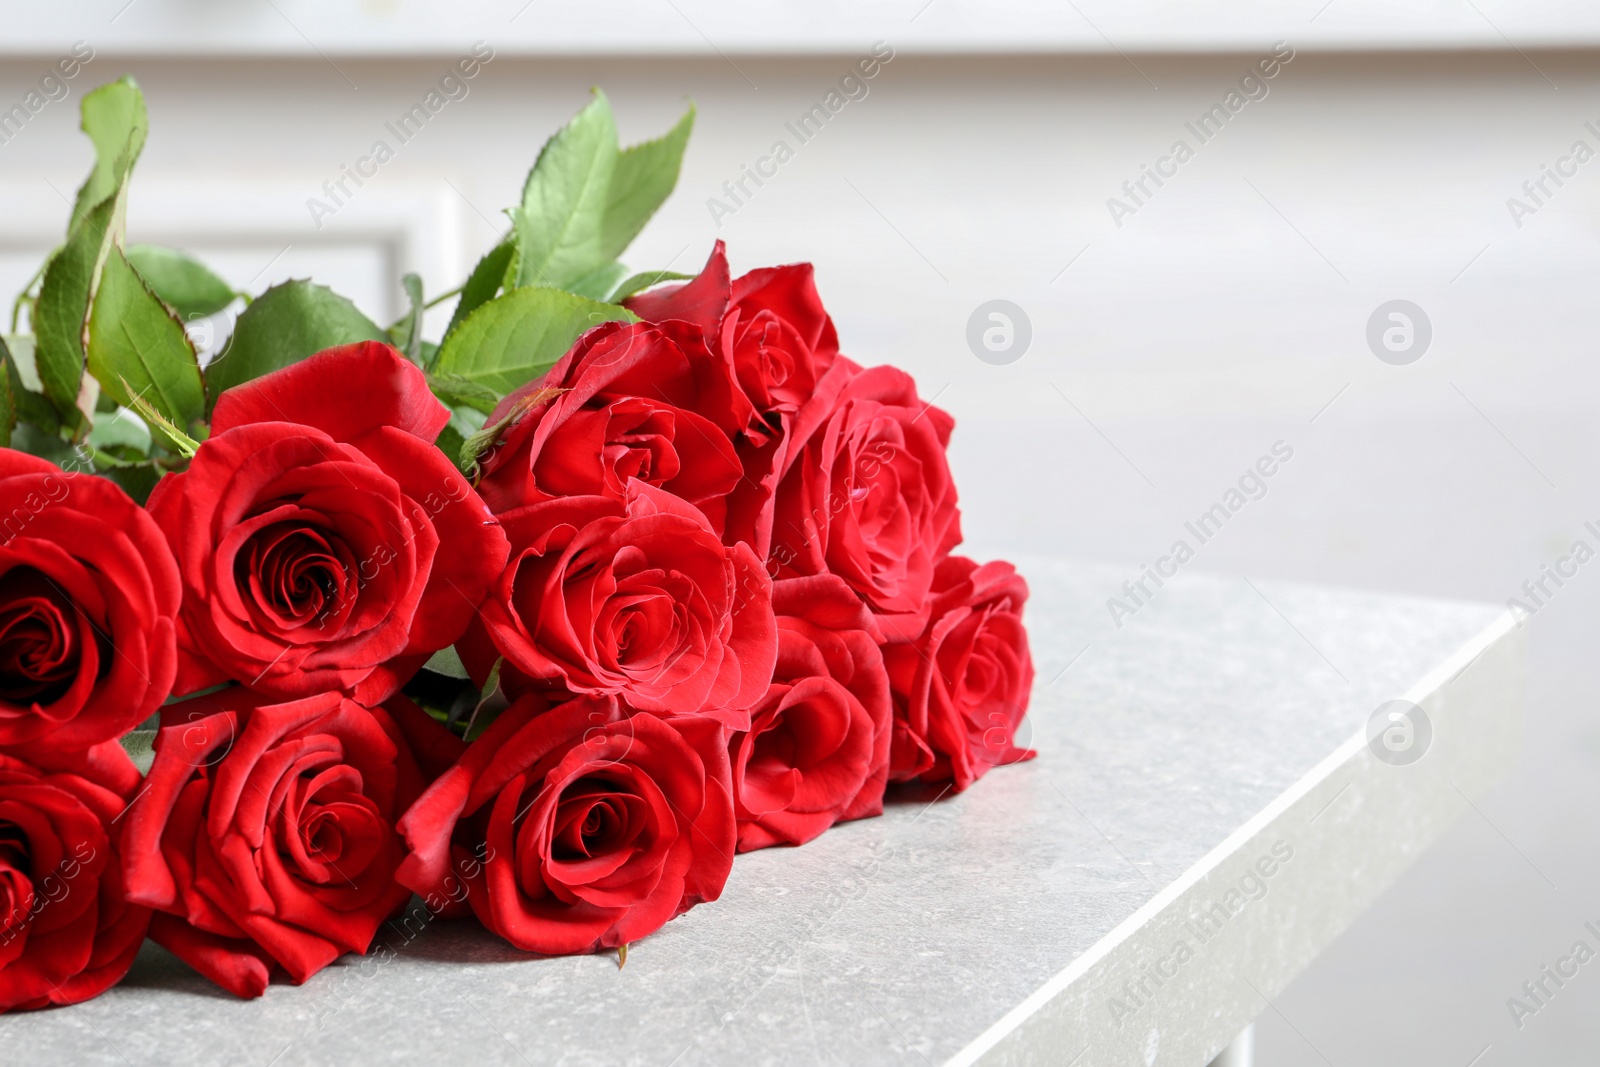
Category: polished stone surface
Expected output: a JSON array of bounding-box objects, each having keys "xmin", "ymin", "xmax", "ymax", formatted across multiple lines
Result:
[{"xmin": 6, "ymin": 557, "xmax": 1511, "ymax": 1066}]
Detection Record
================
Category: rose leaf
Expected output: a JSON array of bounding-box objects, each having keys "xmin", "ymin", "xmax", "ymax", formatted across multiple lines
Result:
[
  {"xmin": 125, "ymin": 245, "xmax": 238, "ymax": 320},
  {"xmin": 33, "ymin": 78, "xmax": 149, "ymax": 431},
  {"xmin": 386, "ymin": 272, "xmax": 428, "ymax": 367},
  {"xmin": 442, "ymin": 240, "xmax": 516, "ymax": 344},
  {"xmin": 433, "ymin": 285, "xmax": 633, "ymax": 396},
  {"xmin": 609, "ymin": 269, "xmax": 694, "ymax": 304},
  {"xmin": 119, "ymin": 728, "xmax": 158, "ymax": 775},
  {"xmin": 600, "ymin": 101, "xmax": 695, "ymax": 259},
  {"xmin": 509, "ymin": 93, "xmax": 696, "ymax": 295},
  {"xmin": 87, "ymin": 247, "xmax": 206, "ymax": 435},
  {"xmin": 2, "ymin": 336, "xmax": 62, "ymax": 437},
  {"xmin": 423, "ymin": 645, "xmax": 471, "ymax": 680},
  {"xmin": 33, "ymin": 192, "xmax": 122, "ymax": 430},
  {"xmin": 565, "ymin": 261, "xmax": 629, "ymax": 302},
  {"xmin": 512, "ymin": 89, "xmax": 619, "ymax": 291},
  {"xmin": 70, "ymin": 77, "xmax": 149, "ymax": 229}
]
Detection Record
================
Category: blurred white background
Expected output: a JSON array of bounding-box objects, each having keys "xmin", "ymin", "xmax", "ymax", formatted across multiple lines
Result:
[{"xmin": 3, "ymin": 2, "xmax": 1599, "ymax": 1063}]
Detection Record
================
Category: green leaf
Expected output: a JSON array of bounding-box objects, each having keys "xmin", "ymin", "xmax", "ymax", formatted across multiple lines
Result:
[
  {"xmin": 107, "ymin": 462, "xmax": 162, "ymax": 505},
  {"xmin": 609, "ymin": 269, "xmax": 693, "ymax": 303},
  {"xmin": 388, "ymin": 273, "xmax": 426, "ymax": 366},
  {"xmin": 509, "ymin": 94, "xmax": 696, "ymax": 295},
  {"xmin": 119, "ymin": 728, "xmax": 157, "ymax": 775},
  {"xmin": 427, "ymin": 372, "xmax": 501, "ymax": 416},
  {"xmin": 423, "ymin": 645, "xmax": 471, "ymax": 680},
  {"xmin": 29, "ymin": 78, "xmax": 149, "ymax": 432},
  {"xmin": 71, "ymin": 78, "xmax": 148, "ymax": 232},
  {"xmin": 9, "ymin": 422, "xmax": 81, "ymax": 468},
  {"xmin": 513, "ymin": 90, "xmax": 619, "ymax": 290},
  {"xmin": 566, "ymin": 261, "xmax": 628, "ymax": 302},
  {"xmin": 435, "ymin": 421, "xmax": 466, "ymax": 473},
  {"xmin": 88, "ymin": 247, "xmax": 206, "ymax": 434},
  {"xmin": 207, "ymin": 280, "xmax": 386, "ymax": 409},
  {"xmin": 33, "ymin": 193, "xmax": 122, "ymax": 426},
  {"xmin": 444, "ymin": 241, "xmax": 515, "ymax": 343},
  {"xmin": 400, "ymin": 275, "xmax": 425, "ymax": 358},
  {"xmin": 125, "ymin": 245, "xmax": 236, "ymax": 319},
  {"xmin": 602, "ymin": 102, "xmax": 695, "ymax": 256},
  {"xmin": 433, "ymin": 285, "xmax": 632, "ymax": 395},
  {"xmin": 3, "ymin": 336, "xmax": 60, "ymax": 435},
  {"xmin": 11, "ymin": 254, "xmax": 53, "ymax": 337},
  {"xmin": 3, "ymin": 334, "xmax": 41, "ymax": 392}
]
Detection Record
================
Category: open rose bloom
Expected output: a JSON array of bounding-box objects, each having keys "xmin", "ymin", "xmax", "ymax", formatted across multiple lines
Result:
[
  {"xmin": 397, "ymin": 694, "xmax": 735, "ymax": 955},
  {"xmin": 120, "ymin": 688, "xmax": 446, "ymax": 998},
  {"xmin": 148, "ymin": 342, "xmax": 508, "ymax": 705},
  {"xmin": 0, "ymin": 191, "xmax": 1031, "ymax": 1006}
]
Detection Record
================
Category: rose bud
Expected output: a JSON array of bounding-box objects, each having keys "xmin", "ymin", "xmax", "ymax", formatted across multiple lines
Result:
[
  {"xmin": 0, "ymin": 743, "xmax": 151, "ymax": 1011},
  {"xmin": 458, "ymin": 482, "xmax": 776, "ymax": 728},
  {"xmin": 396, "ymin": 693, "xmax": 735, "ymax": 956},
  {"xmin": 474, "ymin": 320, "xmax": 745, "ymax": 535},
  {"xmin": 728, "ymin": 575, "xmax": 891, "ymax": 851},
  {"xmin": 0, "ymin": 451, "xmax": 179, "ymax": 750},
  {"xmin": 884, "ymin": 557, "xmax": 1035, "ymax": 791},
  {"xmin": 148, "ymin": 342, "xmax": 509, "ymax": 704},
  {"xmin": 122, "ymin": 688, "xmax": 454, "ymax": 998},
  {"xmin": 769, "ymin": 365, "xmax": 962, "ymax": 639}
]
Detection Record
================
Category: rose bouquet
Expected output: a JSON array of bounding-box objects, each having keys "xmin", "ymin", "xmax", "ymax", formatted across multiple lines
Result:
[{"xmin": 0, "ymin": 76, "xmax": 1034, "ymax": 1007}]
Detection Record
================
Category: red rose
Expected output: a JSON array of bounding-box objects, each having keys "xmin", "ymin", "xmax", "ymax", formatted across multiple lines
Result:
[
  {"xmin": 884, "ymin": 557, "xmax": 1035, "ymax": 791},
  {"xmin": 770, "ymin": 364, "xmax": 962, "ymax": 635},
  {"xmin": 459, "ymin": 482, "xmax": 776, "ymax": 728},
  {"xmin": 625, "ymin": 241, "xmax": 842, "ymax": 556},
  {"xmin": 474, "ymin": 320, "xmax": 745, "ymax": 536},
  {"xmin": 396, "ymin": 693, "xmax": 735, "ymax": 955},
  {"xmin": 0, "ymin": 743, "xmax": 150, "ymax": 1012},
  {"xmin": 0, "ymin": 452, "xmax": 179, "ymax": 749},
  {"xmin": 148, "ymin": 342, "xmax": 509, "ymax": 704},
  {"xmin": 625, "ymin": 239, "xmax": 839, "ymax": 424},
  {"xmin": 728, "ymin": 575, "xmax": 891, "ymax": 851},
  {"xmin": 121, "ymin": 688, "xmax": 450, "ymax": 998}
]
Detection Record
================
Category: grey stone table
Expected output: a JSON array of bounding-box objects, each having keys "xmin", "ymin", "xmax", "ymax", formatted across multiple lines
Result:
[{"xmin": 6, "ymin": 557, "xmax": 1522, "ymax": 1067}]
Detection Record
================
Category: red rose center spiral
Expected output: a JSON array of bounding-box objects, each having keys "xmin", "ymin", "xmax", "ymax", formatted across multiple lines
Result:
[
  {"xmin": 595, "ymin": 566, "xmax": 692, "ymax": 675},
  {"xmin": 239, "ymin": 523, "xmax": 358, "ymax": 631},
  {"xmin": 550, "ymin": 778, "xmax": 645, "ymax": 861},
  {"xmin": 732, "ymin": 309, "xmax": 812, "ymax": 412},
  {"xmin": 742, "ymin": 314, "xmax": 797, "ymax": 386},
  {"xmin": 278, "ymin": 769, "xmax": 384, "ymax": 885},
  {"xmin": 601, "ymin": 401, "xmax": 680, "ymax": 487},
  {"xmin": 0, "ymin": 568, "xmax": 85, "ymax": 705}
]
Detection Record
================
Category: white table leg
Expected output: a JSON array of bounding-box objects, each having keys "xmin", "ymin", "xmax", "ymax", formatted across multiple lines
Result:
[{"xmin": 1207, "ymin": 1024, "xmax": 1254, "ymax": 1067}]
